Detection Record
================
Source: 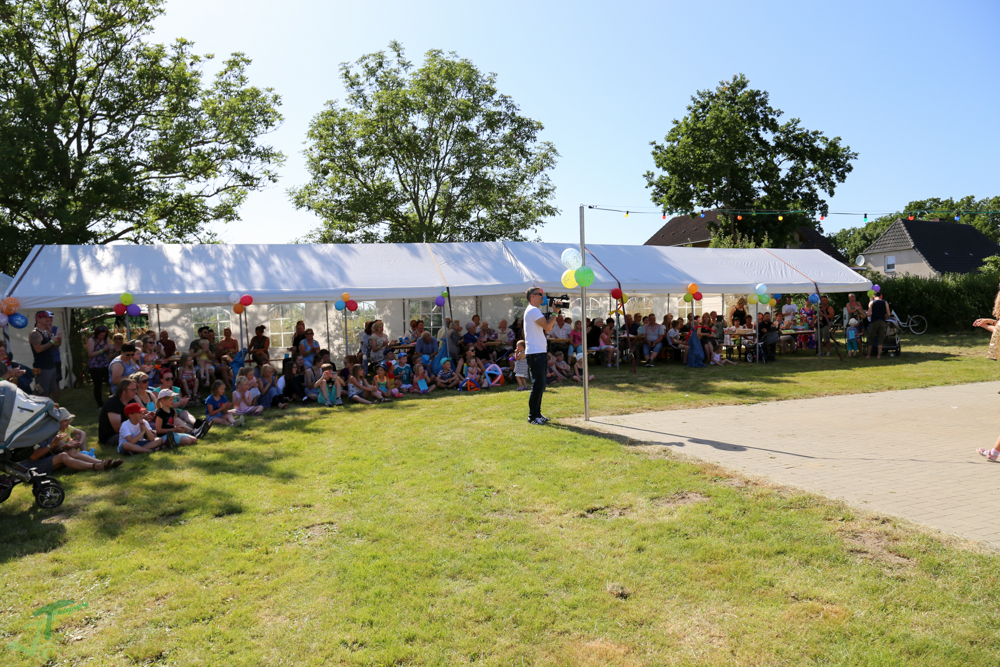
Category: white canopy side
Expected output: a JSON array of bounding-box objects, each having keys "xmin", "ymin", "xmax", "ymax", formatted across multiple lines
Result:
[
  {"xmin": 0, "ymin": 273, "xmax": 11, "ymax": 295},
  {"xmin": 4, "ymin": 242, "xmax": 871, "ymax": 309}
]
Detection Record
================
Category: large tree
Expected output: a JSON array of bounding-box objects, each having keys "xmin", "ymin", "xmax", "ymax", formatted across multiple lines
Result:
[
  {"xmin": 0, "ymin": 0, "xmax": 284, "ymax": 275},
  {"xmin": 290, "ymin": 42, "xmax": 559, "ymax": 244},
  {"xmin": 645, "ymin": 74, "xmax": 857, "ymax": 246}
]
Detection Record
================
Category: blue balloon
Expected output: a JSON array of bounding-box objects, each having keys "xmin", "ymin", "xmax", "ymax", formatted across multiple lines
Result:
[
  {"xmin": 8, "ymin": 312, "xmax": 27, "ymax": 329},
  {"xmin": 541, "ymin": 296, "xmax": 548, "ymax": 306},
  {"xmin": 773, "ymin": 293, "xmax": 782, "ymax": 300},
  {"xmin": 334, "ymin": 300, "xmax": 346, "ymax": 311},
  {"xmin": 808, "ymin": 293, "xmax": 820, "ymax": 304}
]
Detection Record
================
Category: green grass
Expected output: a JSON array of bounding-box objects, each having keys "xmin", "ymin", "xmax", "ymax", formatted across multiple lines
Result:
[{"xmin": 1, "ymin": 333, "xmax": 998, "ymax": 666}]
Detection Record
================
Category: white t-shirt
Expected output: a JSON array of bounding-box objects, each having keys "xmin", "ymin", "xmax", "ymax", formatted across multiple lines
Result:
[
  {"xmin": 523, "ymin": 304, "xmax": 548, "ymax": 355},
  {"xmin": 781, "ymin": 303, "xmax": 798, "ymax": 317},
  {"xmin": 549, "ymin": 322, "xmax": 572, "ymax": 339},
  {"xmin": 119, "ymin": 419, "xmax": 144, "ymax": 447}
]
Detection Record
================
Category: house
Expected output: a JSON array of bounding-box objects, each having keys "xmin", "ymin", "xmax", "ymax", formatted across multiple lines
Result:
[
  {"xmin": 861, "ymin": 218, "xmax": 1000, "ymax": 277},
  {"xmin": 644, "ymin": 211, "xmax": 849, "ymax": 264}
]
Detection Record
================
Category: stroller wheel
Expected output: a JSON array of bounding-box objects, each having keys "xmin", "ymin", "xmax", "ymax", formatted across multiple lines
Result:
[
  {"xmin": 33, "ymin": 478, "xmax": 64, "ymax": 509},
  {"xmin": 746, "ymin": 352, "xmax": 754, "ymax": 363}
]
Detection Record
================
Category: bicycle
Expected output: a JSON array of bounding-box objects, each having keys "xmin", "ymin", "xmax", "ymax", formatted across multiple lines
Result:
[{"xmin": 888, "ymin": 303, "xmax": 928, "ymax": 335}]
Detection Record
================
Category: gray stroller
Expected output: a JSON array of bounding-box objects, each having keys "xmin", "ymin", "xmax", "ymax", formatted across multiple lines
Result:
[{"xmin": 0, "ymin": 380, "xmax": 66, "ymax": 509}]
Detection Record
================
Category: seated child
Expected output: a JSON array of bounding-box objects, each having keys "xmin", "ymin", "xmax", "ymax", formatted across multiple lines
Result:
[
  {"xmin": 154, "ymin": 389, "xmax": 201, "ymax": 446},
  {"xmin": 411, "ymin": 363, "xmax": 435, "ymax": 393},
  {"xmin": 570, "ymin": 354, "xmax": 595, "ymax": 383},
  {"xmin": 393, "ymin": 353, "xmax": 413, "ymax": 392},
  {"xmin": 232, "ymin": 376, "xmax": 264, "ymax": 416},
  {"xmin": 206, "ymin": 379, "xmax": 240, "ymax": 426},
  {"xmin": 710, "ymin": 352, "xmax": 738, "ymax": 366},
  {"xmin": 347, "ymin": 364, "xmax": 385, "ymax": 404},
  {"xmin": 546, "ymin": 352, "xmax": 567, "ymax": 382},
  {"xmin": 435, "ymin": 359, "xmax": 459, "ymax": 389},
  {"xmin": 119, "ymin": 402, "xmax": 164, "ymax": 454},
  {"xmin": 178, "ymin": 353, "xmax": 200, "ymax": 403},
  {"xmin": 554, "ymin": 351, "xmax": 573, "ymax": 377},
  {"xmin": 375, "ymin": 363, "xmax": 398, "ymax": 399},
  {"xmin": 55, "ymin": 407, "xmax": 86, "ymax": 449},
  {"xmin": 314, "ymin": 362, "xmax": 345, "ymax": 406}
]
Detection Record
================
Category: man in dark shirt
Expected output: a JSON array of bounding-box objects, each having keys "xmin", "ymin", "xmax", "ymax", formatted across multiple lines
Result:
[
  {"xmin": 867, "ymin": 293, "xmax": 892, "ymax": 359},
  {"xmin": 98, "ymin": 378, "xmax": 138, "ymax": 447},
  {"xmin": 758, "ymin": 312, "xmax": 777, "ymax": 361},
  {"xmin": 158, "ymin": 330, "xmax": 177, "ymax": 358}
]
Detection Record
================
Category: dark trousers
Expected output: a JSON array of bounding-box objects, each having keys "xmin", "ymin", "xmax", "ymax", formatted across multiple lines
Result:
[
  {"xmin": 526, "ymin": 352, "xmax": 548, "ymax": 420},
  {"xmin": 89, "ymin": 367, "xmax": 109, "ymax": 408}
]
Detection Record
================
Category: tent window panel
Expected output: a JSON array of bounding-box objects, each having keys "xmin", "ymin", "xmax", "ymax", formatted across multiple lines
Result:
[
  {"xmin": 624, "ymin": 297, "xmax": 653, "ymax": 318},
  {"xmin": 509, "ymin": 296, "xmax": 529, "ymax": 324},
  {"xmin": 568, "ymin": 296, "xmax": 608, "ymax": 324},
  {"xmin": 345, "ymin": 301, "xmax": 377, "ymax": 353},
  {"xmin": 408, "ymin": 300, "xmax": 445, "ymax": 337},
  {"xmin": 192, "ymin": 307, "xmax": 231, "ymax": 339},
  {"xmin": 268, "ymin": 303, "xmax": 305, "ymax": 350}
]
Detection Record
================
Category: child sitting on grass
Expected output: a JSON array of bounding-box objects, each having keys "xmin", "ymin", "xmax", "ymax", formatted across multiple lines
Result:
[
  {"xmin": 435, "ymin": 359, "xmax": 459, "ymax": 390},
  {"xmin": 554, "ymin": 351, "xmax": 573, "ymax": 378},
  {"xmin": 375, "ymin": 364, "xmax": 397, "ymax": 400},
  {"xmin": 393, "ymin": 353, "xmax": 413, "ymax": 392},
  {"xmin": 154, "ymin": 389, "xmax": 202, "ymax": 446},
  {"xmin": 347, "ymin": 364, "xmax": 386, "ymax": 404},
  {"xmin": 232, "ymin": 375, "xmax": 264, "ymax": 416},
  {"xmin": 546, "ymin": 352, "xmax": 567, "ymax": 383},
  {"xmin": 411, "ymin": 363, "xmax": 435, "ymax": 394},
  {"xmin": 55, "ymin": 407, "xmax": 86, "ymax": 449},
  {"xmin": 314, "ymin": 363, "xmax": 344, "ymax": 406},
  {"xmin": 178, "ymin": 354, "xmax": 200, "ymax": 403},
  {"xmin": 571, "ymin": 354, "xmax": 595, "ymax": 383},
  {"xmin": 206, "ymin": 379, "xmax": 241, "ymax": 426},
  {"xmin": 512, "ymin": 340, "xmax": 528, "ymax": 391},
  {"xmin": 119, "ymin": 402, "xmax": 164, "ymax": 454}
]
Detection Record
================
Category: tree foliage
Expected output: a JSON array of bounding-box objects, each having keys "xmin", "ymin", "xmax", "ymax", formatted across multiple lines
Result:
[
  {"xmin": 708, "ymin": 231, "xmax": 773, "ymax": 249},
  {"xmin": 645, "ymin": 75, "xmax": 857, "ymax": 246},
  {"xmin": 0, "ymin": 0, "xmax": 284, "ymax": 275},
  {"xmin": 290, "ymin": 42, "xmax": 559, "ymax": 244}
]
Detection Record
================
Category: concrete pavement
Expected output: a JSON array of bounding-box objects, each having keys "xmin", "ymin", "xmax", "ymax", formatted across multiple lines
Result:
[{"xmin": 576, "ymin": 382, "xmax": 1000, "ymax": 549}]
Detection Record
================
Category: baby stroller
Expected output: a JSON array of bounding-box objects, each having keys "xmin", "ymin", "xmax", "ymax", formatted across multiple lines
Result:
[
  {"xmin": 746, "ymin": 329, "xmax": 781, "ymax": 364},
  {"xmin": 0, "ymin": 381, "xmax": 66, "ymax": 509},
  {"xmin": 881, "ymin": 316, "xmax": 903, "ymax": 357}
]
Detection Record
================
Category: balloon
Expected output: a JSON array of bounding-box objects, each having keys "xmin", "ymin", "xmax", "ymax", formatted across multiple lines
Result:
[
  {"xmin": 755, "ymin": 283, "xmax": 767, "ymax": 295},
  {"xmin": 769, "ymin": 298, "xmax": 777, "ymax": 307},
  {"xmin": 346, "ymin": 300, "xmax": 358, "ymax": 312},
  {"xmin": 9, "ymin": 312, "xmax": 28, "ymax": 329},
  {"xmin": 240, "ymin": 294, "xmax": 253, "ymax": 307},
  {"xmin": 541, "ymin": 296, "xmax": 548, "ymax": 306},
  {"xmin": 435, "ymin": 296, "xmax": 446, "ymax": 307},
  {"xmin": 748, "ymin": 294, "xmax": 759, "ymax": 305},
  {"xmin": 867, "ymin": 289, "xmax": 875, "ymax": 298},
  {"xmin": 872, "ymin": 284, "xmax": 881, "ymax": 292},
  {"xmin": 120, "ymin": 292, "xmax": 133, "ymax": 306},
  {"xmin": 693, "ymin": 291, "xmax": 703, "ymax": 301},
  {"xmin": 342, "ymin": 292, "xmax": 350, "ymax": 302},
  {"xmin": 0, "ymin": 313, "xmax": 7, "ymax": 327},
  {"xmin": 1, "ymin": 297, "xmax": 19, "ymax": 315},
  {"xmin": 575, "ymin": 266, "xmax": 595, "ymax": 287},
  {"xmin": 759, "ymin": 294, "xmax": 769, "ymax": 304},
  {"xmin": 621, "ymin": 293, "xmax": 629, "ymax": 304},
  {"xmin": 610, "ymin": 288, "xmax": 623, "ymax": 300},
  {"xmin": 334, "ymin": 300, "xmax": 346, "ymax": 311},
  {"xmin": 683, "ymin": 293, "xmax": 693, "ymax": 303},
  {"xmin": 126, "ymin": 303, "xmax": 141, "ymax": 317},
  {"xmin": 113, "ymin": 303, "xmax": 127, "ymax": 315},
  {"xmin": 229, "ymin": 292, "xmax": 241, "ymax": 305},
  {"xmin": 441, "ymin": 291, "xmax": 449, "ymax": 297},
  {"xmin": 687, "ymin": 283, "xmax": 698, "ymax": 295},
  {"xmin": 773, "ymin": 293, "xmax": 782, "ymax": 300},
  {"xmin": 808, "ymin": 293, "xmax": 820, "ymax": 304},
  {"xmin": 561, "ymin": 269, "xmax": 578, "ymax": 289},
  {"xmin": 233, "ymin": 304, "xmax": 245, "ymax": 314},
  {"xmin": 561, "ymin": 248, "xmax": 583, "ymax": 271}
]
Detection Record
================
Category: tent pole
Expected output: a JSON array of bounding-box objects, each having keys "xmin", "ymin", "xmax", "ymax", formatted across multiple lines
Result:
[
  {"xmin": 325, "ymin": 301, "xmax": 331, "ymax": 353},
  {"xmin": 342, "ymin": 309, "xmax": 349, "ymax": 358},
  {"xmin": 580, "ymin": 205, "xmax": 589, "ymax": 421},
  {"xmin": 156, "ymin": 304, "xmax": 161, "ymax": 334}
]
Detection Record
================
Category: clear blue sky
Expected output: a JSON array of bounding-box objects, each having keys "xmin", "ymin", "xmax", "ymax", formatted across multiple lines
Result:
[{"xmin": 152, "ymin": 0, "xmax": 1000, "ymax": 246}]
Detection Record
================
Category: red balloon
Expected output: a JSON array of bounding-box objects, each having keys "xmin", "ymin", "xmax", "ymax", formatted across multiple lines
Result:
[
  {"xmin": 610, "ymin": 288, "xmax": 623, "ymax": 300},
  {"xmin": 240, "ymin": 294, "xmax": 253, "ymax": 307},
  {"xmin": 693, "ymin": 291, "xmax": 703, "ymax": 301},
  {"xmin": 113, "ymin": 303, "xmax": 127, "ymax": 315},
  {"xmin": 346, "ymin": 299, "xmax": 358, "ymax": 312}
]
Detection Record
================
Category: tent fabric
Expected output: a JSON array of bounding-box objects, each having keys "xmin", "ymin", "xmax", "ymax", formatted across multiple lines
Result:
[{"xmin": 4, "ymin": 242, "xmax": 870, "ymax": 309}]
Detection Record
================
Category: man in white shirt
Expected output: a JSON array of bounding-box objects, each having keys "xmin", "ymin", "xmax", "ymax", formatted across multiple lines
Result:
[
  {"xmin": 523, "ymin": 287, "xmax": 560, "ymax": 425},
  {"xmin": 548, "ymin": 314, "xmax": 572, "ymax": 340},
  {"xmin": 781, "ymin": 296, "xmax": 798, "ymax": 319}
]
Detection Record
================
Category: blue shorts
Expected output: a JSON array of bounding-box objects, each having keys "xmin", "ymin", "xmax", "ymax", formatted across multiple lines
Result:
[
  {"xmin": 119, "ymin": 438, "xmax": 151, "ymax": 454},
  {"xmin": 846, "ymin": 339, "xmax": 859, "ymax": 352}
]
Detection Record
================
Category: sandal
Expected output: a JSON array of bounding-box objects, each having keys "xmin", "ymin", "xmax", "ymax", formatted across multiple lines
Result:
[
  {"xmin": 977, "ymin": 448, "xmax": 999, "ymax": 462},
  {"xmin": 109, "ymin": 459, "xmax": 124, "ymax": 469}
]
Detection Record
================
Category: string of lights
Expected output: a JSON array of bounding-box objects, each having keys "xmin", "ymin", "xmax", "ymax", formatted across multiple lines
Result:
[{"xmin": 586, "ymin": 205, "xmax": 1000, "ymax": 224}]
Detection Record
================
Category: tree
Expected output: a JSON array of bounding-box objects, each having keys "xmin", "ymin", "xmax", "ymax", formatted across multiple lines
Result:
[
  {"xmin": 645, "ymin": 75, "xmax": 857, "ymax": 246},
  {"xmin": 0, "ymin": 0, "xmax": 284, "ymax": 275},
  {"xmin": 290, "ymin": 42, "xmax": 559, "ymax": 244},
  {"xmin": 708, "ymin": 231, "xmax": 773, "ymax": 249}
]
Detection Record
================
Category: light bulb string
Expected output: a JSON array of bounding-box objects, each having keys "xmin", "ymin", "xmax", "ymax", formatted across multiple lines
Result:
[{"xmin": 587, "ymin": 205, "xmax": 998, "ymax": 218}]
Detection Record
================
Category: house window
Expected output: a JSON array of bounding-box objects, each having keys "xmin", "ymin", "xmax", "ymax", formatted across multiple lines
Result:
[
  {"xmin": 885, "ymin": 255, "xmax": 896, "ymax": 273},
  {"xmin": 408, "ymin": 300, "xmax": 445, "ymax": 338},
  {"xmin": 345, "ymin": 301, "xmax": 378, "ymax": 353},
  {"xmin": 192, "ymin": 307, "xmax": 231, "ymax": 339},
  {"xmin": 268, "ymin": 303, "xmax": 306, "ymax": 349}
]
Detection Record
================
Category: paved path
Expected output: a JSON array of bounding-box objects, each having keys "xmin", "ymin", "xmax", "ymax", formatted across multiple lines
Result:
[{"xmin": 576, "ymin": 382, "xmax": 1000, "ymax": 549}]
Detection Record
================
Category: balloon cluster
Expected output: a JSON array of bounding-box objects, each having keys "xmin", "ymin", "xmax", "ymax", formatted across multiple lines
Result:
[
  {"xmin": 113, "ymin": 292, "xmax": 142, "ymax": 317},
  {"xmin": 229, "ymin": 292, "xmax": 254, "ymax": 314},
  {"xmin": 0, "ymin": 297, "xmax": 27, "ymax": 329},
  {"xmin": 867, "ymin": 283, "xmax": 881, "ymax": 298},
  {"xmin": 435, "ymin": 290, "xmax": 448, "ymax": 307},
  {"xmin": 560, "ymin": 248, "xmax": 595, "ymax": 288},
  {"xmin": 609, "ymin": 287, "xmax": 629, "ymax": 307},
  {"xmin": 749, "ymin": 283, "xmax": 778, "ymax": 307},
  {"xmin": 682, "ymin": 282, "xmax": 703, "ymax": 303},
  {"xmin": 334, "ymin": 292, "xmax": 358, "ymax": 312}
]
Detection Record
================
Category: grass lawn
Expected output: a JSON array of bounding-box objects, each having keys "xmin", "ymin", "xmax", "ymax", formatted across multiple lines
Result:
[{"xmin": 2, "ymin": 333, "xmax": 999, "ymax": 665}]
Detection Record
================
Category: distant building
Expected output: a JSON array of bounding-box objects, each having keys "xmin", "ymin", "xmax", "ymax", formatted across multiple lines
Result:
[
  {"xmin": 644, "ymin": 210, "xmax": 849, "ymax": 264},
  {"xmin": 862, "ymin": 218, "xmax": 1000, "ymax": 277}
]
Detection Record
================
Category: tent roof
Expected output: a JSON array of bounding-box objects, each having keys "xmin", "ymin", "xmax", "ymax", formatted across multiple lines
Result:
[{"xmin": 4, "ymin": 242, "xmax": 871, "ymax": 309}]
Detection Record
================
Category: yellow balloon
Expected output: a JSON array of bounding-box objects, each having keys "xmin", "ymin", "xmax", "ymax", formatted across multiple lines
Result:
[
  {"xmin": 769, "ymin": 298, "xmax": 777, "ymax": 307},
  {"xmin": 120, "ymin": 292, "xmax": 133, "ymax": 306},
  {"xmin": 561, "ymin": 269, "xmax": 578, "ymax": 289},
  {"xmin": 748, "ymin": 294, "xmax": 759, "ymax": 305},
  {"xmin": 621, "ymin": 293, "xmax": 629, "ymax": 304},
  {"xmin": 341, "ymin": 292, "xmax": 350, "ymax": 302}
]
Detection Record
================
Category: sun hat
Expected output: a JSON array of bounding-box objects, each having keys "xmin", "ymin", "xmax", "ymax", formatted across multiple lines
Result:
[
  {"xmin": 56, "ymin": 407, "xmax": 75, "ymax": 421},
  {"xmin": 124, "ymin": 403, "xmax": 143, "ymax": 415},
  {"xmin": 848, "ymin": 318, "xmax": 858, "ymax": 326},
  {"xmin": 157, "ymin": 388, "xmax": 176, "ymax": 400},
  {"xmin": 420, "ymin": 354, "xmax": 430, "ymax": 365}
]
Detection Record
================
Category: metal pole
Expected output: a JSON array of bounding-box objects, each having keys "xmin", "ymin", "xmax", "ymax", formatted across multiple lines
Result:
[
  {"xmin": 325, "ymin": 301, "xmax": 331, "ymax": 352},
  {"xmin": 342, "ymin": 309, "xmax": 349, "ymax": 358},
  {"xmin": 580, "ymin": 205, "xmax": 589, "ymax": 421}
]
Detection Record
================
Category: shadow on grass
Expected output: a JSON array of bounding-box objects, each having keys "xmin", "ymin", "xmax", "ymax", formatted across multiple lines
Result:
[{"xmin": 0, "ymin": 503, "xmax": 69, "ymax": 563}]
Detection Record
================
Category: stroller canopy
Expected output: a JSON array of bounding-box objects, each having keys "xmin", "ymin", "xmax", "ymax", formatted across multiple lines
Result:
[{"xmin": 0, "ymin": 381, "xmax": 61, "ymax": 455}]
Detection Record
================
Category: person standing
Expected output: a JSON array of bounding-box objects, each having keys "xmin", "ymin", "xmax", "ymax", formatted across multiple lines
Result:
[
  {"xmin": 524, "ymin": 287, "xmax": 560, "ymax": 425},
  {"xmin": 28, "ymin": 310, "xmax": 62, "ymax": 400},
  {"xmin": 86, "ymin": 324, "xmax": 112, "ymax": 407},
  {"xmin": 818, "ymin": 296, "xmax": 835, "ymax": 357},
  {"xmin": 867, "ymin": 292, "xmax": 892, "ymax": 359}
]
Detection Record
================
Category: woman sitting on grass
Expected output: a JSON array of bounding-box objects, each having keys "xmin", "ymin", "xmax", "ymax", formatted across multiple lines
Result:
[{"xmin": 23, "ymin": 429, "xmax": 122, "ymax": 474}]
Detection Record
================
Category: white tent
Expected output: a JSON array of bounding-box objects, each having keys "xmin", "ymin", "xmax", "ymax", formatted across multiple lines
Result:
[{"xmin": 4, "ymin": 242, "xmax": 869, "ymax": 308}]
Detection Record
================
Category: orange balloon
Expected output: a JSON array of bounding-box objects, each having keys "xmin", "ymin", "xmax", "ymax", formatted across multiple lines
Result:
[
  {"xmin": 233, "ymin": 304, "xmax": 245, "ymax": 314},
  {"xmin": 687, "ymin": 283, "xmax": 698, "ymax": 295},
  {"xmin": 1, "ymin": 297, "xmax": 19, "ymax": 315}
]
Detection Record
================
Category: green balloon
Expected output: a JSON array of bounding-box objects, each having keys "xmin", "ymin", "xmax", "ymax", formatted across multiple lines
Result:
[
  {"xmin": 574, "ymin": 266, "xmax": 595, "ymax": 288},
  {"xmin": 683, "ymin": 292, "xmax": 693, "ymax": 303},
  {"xmin": 867, "ymin": 289, "xmax": 875, "ymax": 297}
]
